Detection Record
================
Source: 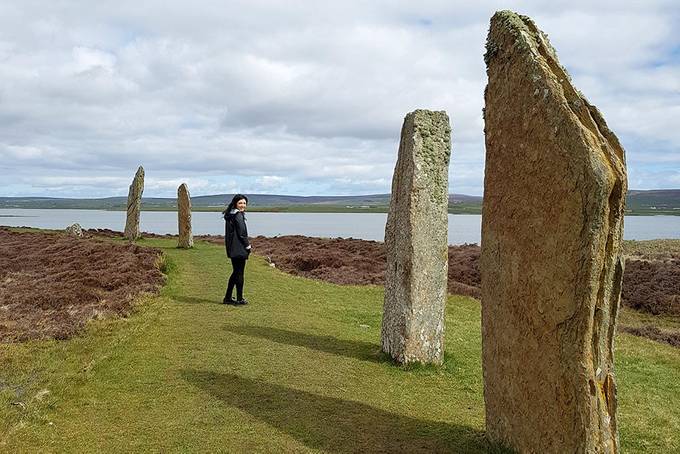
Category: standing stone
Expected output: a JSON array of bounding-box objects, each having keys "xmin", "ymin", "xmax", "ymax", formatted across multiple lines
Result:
[
  {"xmin": 381, "ymin": 109, "xmax": 451, "ymax": 365},
  {"xmin": 177, "ymin": 183, "xmax": 193, "ymax": 248},
  {"xmin": 124, "ymin": 166, "xmax": 144, "ymax": 241},
  {"xmin": 481, "ymin": 11, "xmax": 627, "ymax": 453}
]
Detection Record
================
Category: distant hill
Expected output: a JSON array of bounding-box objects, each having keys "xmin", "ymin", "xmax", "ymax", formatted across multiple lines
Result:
[
  {"xmin": 188, "ymin": 193, "xmax": 483, "ymax": 207},
  {"xmin": 627, "ymin": 190, "xmax": 680, "ymax": 214},
  {"xmin": 0, "ymin": 189, "xmax": 678, "ymax": 215},
  {"xmin": 0, "ymin": 193, "xmax": 482, "ymax": 210}
]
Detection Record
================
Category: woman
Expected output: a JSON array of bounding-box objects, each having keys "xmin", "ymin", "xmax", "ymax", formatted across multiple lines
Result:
[{"xmin": 223, "ymin": 194, "xmax": 251, "ymax": 305}]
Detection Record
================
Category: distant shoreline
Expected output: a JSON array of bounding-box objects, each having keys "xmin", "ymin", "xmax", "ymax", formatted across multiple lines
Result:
[
  {"xmin": 2, "ymin": 189, "xmax": 678, "ymax": 215},
  {"xmin": 1, "ymin": 206, "xmax": 679, "ymax": 216}
]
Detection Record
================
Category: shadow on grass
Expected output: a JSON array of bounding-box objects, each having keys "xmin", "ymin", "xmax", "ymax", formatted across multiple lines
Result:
[
  {"xmin": 173, "ymin": 295, "xmax": 222, "ymax": 305},
  {"xmin": 225, "ymin": 325, "xmax": 383, "ymax": 363},
  {"xmin": 182, "ymin": 370, "xmax": 490, "ymax": 453}
]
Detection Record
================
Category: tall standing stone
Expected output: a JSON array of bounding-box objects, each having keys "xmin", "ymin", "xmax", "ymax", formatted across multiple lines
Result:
[
  {"xmin": 124, "ymin": 166, "xmax": 144, "ymax": 241},
  {"xmin": 481, "ymin": 11, "xmax": 627, "ymax": 453},
  {"xmin": 177, "ymin": 183, "xmax": 193, "ymax": 248},
  {"xmin": 381, "ymin": 109, "xmax": 451, "ymax": 365}
]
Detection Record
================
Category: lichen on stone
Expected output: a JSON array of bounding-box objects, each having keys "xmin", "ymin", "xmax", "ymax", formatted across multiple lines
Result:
[{"xmin": 413, "ymin": 110, "xmax": 451, "ymax": 206}]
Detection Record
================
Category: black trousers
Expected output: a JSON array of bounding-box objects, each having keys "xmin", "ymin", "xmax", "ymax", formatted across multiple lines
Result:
[{"xmin": 226, "ymin": 257, "xmax": 247, "ymax": 300}]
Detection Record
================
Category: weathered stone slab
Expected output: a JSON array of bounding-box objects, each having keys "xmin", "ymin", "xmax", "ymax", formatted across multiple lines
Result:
[
  {"xmin": 481, "ymin": 11, "xmax": 627, "ymax": 453},
  {"xmin": 177, "ymin": 183, "xmax": 193, "ymax": 248},
  {"xmin": 124, "ymin": 166, "xmax": 144, "ymax": 241},
  {"xmin": 381, "ymin": 109, "xmax": 451, "ymax": 365}
]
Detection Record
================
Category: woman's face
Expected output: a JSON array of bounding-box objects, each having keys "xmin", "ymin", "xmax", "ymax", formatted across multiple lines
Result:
[{"xmin": 236, "ymin": 198, "xmax": 247, "ymax": 211}]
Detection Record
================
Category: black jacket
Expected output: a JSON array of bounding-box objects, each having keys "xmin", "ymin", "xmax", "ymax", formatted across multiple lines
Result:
[{"xmin": 225, "ymin": 210, "xmax": 251, "ymax": 259}]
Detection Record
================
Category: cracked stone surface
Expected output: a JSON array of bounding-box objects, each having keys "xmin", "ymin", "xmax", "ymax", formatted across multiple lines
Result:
[
  {"xmin": 124, "ymin": 166, "xmax": 144, "ymax": 241},
  {"xmin": 177, "ymin": 183, "xmax": 193, "ymax": 249},
  {"xmin": 481, "ymin": 11, "xmax": 627, "ymax": 454},
  {"xmin": 381, "ymin": 109, "xmax": 451, "ymax": 365}
]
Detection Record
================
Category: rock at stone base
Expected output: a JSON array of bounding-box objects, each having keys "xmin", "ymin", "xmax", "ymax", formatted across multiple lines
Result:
[
  {"xmin": 481, "ymin": 10, "xmax": 627, "ymax": 453},
  {"xmin": 381, "ymin": 109, "xmax": 451, "ymax": 365},
  {"xmin": 64, "ymin": 223, "xmax": 83, "ymax": 238}
]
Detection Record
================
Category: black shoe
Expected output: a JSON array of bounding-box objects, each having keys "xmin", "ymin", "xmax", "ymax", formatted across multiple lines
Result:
[
  {"xmin": 223, "ymin": 297, "xmax": 237, "ymax": 305},
  {"xmin": 236, "ymin": 299, "xmax": 249, "ymax": 305}
]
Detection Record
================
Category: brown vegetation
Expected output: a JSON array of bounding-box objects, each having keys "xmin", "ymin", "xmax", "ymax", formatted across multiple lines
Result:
[
  {"xmin": 621, "ymin": 256, "xmax": 680, "ymax": 316},
  {"xmin": 6, "ymin": 227, "xmax": 678, "ymax": 348},
  {"xmin": 247, "ymin": 236, "xmax": 679, "ymax": 319},
  {"xmin": 619, "ymin": 325, "xmax": 680, "ymax": 348},
  {"xmin": 246, "ymin": 235, "xmax": 680, "ymax": 347},
  {"xmin": 248, "ymin": 236, "xmax": 482, "ymax": 298},
  {"xmin": 0, "ymin": 228, "xmax": 165, "ymax": 342}
]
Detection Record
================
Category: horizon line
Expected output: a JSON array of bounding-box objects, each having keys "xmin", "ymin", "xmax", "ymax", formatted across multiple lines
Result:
[{"xmin": 1, "ymin": 188, "xmax": 679, "ymax": 200}]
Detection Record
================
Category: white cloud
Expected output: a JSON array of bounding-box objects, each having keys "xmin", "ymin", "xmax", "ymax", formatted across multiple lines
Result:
[
  {"xmin": 72, "ymin": 46, "xmax": 116, "ymax": 74},
  {"xmin": 0, "ymin": 1, "xmax": 678, "ymax": 197},
  {"xmin": 255, "ymin": 175, "xmax": 288, "ymax": 189},
  {"xmin": 31, "ymin": 176, "xmax": 128, "ymax": 187}
]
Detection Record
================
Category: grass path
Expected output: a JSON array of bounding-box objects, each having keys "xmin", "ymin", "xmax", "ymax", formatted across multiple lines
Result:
[{"xmin": 1, "ymin": 238, "xmax": 679, "ymax": 452}]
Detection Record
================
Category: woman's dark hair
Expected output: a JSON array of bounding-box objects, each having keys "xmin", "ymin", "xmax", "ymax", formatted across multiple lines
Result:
[{"xmin": 223, "ymin": 194, "xmax": 248, "ymax": 216}]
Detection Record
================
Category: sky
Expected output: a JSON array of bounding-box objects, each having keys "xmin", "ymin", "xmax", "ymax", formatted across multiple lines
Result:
[{"xmin": 0, "ymin": 1, "xmax": 678, "ymax": 198}]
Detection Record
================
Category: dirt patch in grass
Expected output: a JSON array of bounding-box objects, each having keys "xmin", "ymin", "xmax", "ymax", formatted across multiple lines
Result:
[{"xmin": 0, "ymin": 228, "xmax": 165, "ymax": 342}]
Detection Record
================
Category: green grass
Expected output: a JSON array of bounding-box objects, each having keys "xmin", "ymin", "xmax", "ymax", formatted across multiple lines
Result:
[
  {"xmin": 1, "ymin": 238, "xmax": 679, "ymax": 452},
  {"xmin": 619, "ymin": 307, "xmax": 680, "ymax": 334}
]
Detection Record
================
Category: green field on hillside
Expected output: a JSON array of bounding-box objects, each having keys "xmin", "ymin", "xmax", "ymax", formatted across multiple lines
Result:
[
  {"xmin": 3, "ymin": 189, "xmax": 678, "ymax": 215},
  {"xmin": 1, "ymin": 238, "xmax": 679, "ymax": 452}
]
